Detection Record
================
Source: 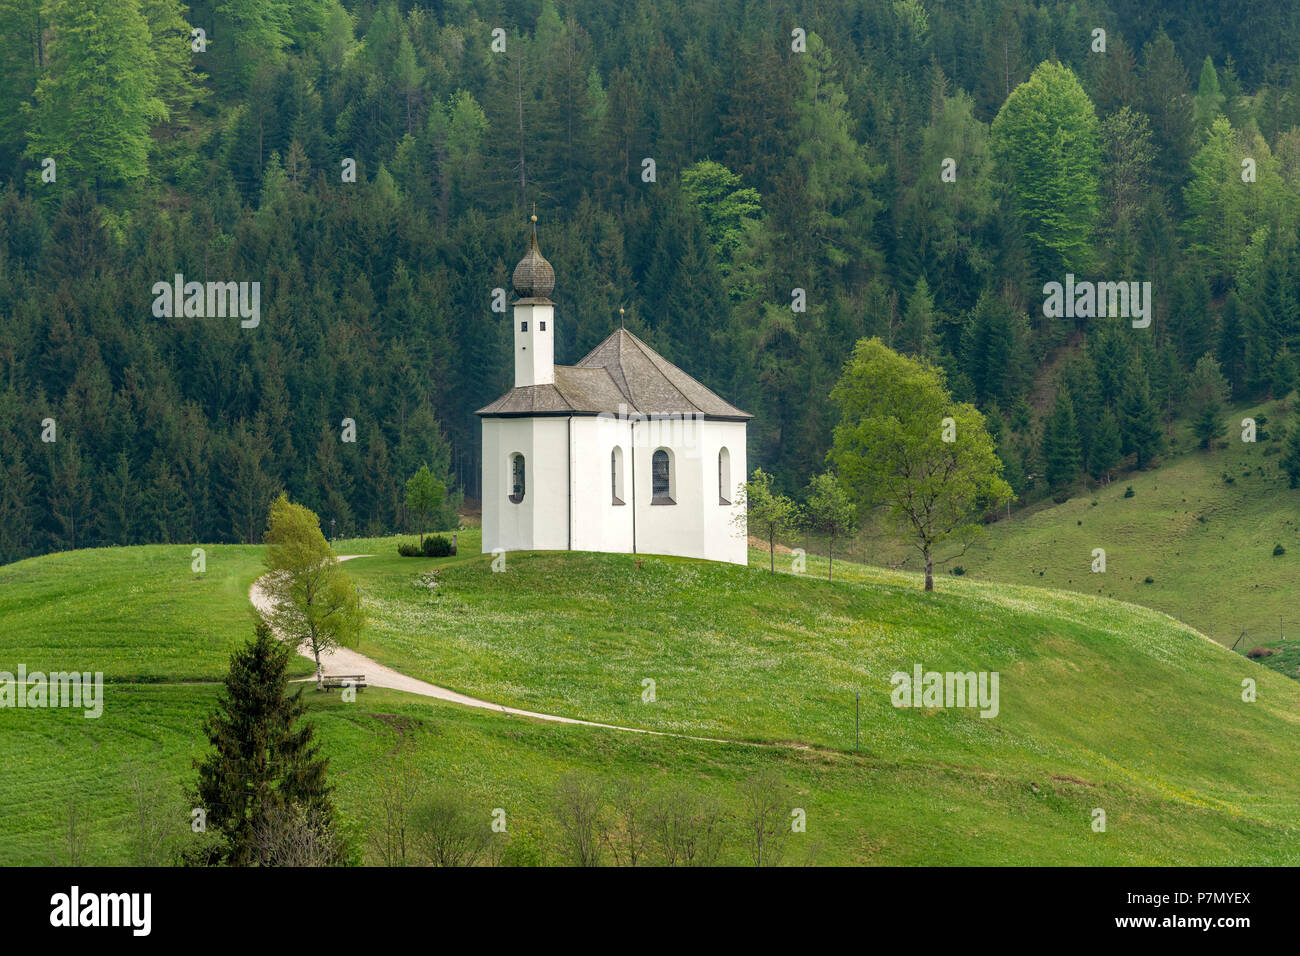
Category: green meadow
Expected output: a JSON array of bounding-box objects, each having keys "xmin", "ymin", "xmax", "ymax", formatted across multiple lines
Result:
[
  {"xmin": 0, "ymin": 544, "xmax": 286, "ymax": 681},
  {"xmin": 1, "ymin": 533, "xmax": 1297, "ymax": 865},
  {"xmin": 4, "ymin": 682, "xmax": 1293, "ymax": 867}
]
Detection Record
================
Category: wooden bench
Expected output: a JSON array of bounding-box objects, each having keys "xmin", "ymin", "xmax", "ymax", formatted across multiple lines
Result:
[{"xmin": 321, "ymin": 674, "xmax": 367, "ymax": 692}]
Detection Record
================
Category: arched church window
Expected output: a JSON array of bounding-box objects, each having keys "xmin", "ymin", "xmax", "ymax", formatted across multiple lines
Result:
[
  {"xmin": 611, "ymin": 447, "xmax": 625, "ymax": 505},
  {"xmin": 651, "ymin": 449, "xmax": 674, "ymax": 504},
  {"xmin": 509, "ymin": 453, "xmax": 525, "ymax": 503},
  {"xmin": 718, "ymin": 447, "xmax": 732, "ymax": 505}
]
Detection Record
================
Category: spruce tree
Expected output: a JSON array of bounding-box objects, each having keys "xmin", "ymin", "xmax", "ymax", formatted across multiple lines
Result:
[
  {"xmin": 1217, "ymin": 292, "xmax": 1248, "ymax": 397},
  {"xmin": 1193, "ymin": 405, "xmax": 1222, "ymax": 450},
  {"xmin": 1089, "ymin": 410, "xmax": 1122, "ymax": 483},
  {"xmin": 1141, "ymin": 31, "xmax": 1196, "ymax": 199},
  {"xmin": 141, "ymin": 0, "xmax": 207, "ymax": 136},
  {"xmin": 0, "ymin": 0, "xmax": 42, "ymax": 172},
  {"xmin": 788, "ymin": 32, "xmax": 883, "ymax": 286},
  {"xmin": 1119, "ymin": 367, "xmax": 1164, "ymax": 469},
  {"xmin": 1188, "ymin": 354, "xmax": 1230, "ymax": 450},
  {"xmin": 898, "ymin": 277, "xmax": 938, "ymax": 359},
  {"xmin": 962, "ymin": 292, "xmax": 1014, "ymax": 405},
  {"xmin": 192, "ymin": 622, "xmax": 337, "ymax": 866},
  {"xmin": 997, "ymin": 434, "xmax": 1028, "ymax": 501},
  {"xmin": 0, "ymin": 448, "xmax": 37, "ymax": 562},
  {"xmin": 1272, "ymin": 347, "xmax": 1298, "ymax": 402},
  {"xmin": 1283, "ymin": 422, "xmax": 1300, "ymax": 489},
  {"xmin": 1042, "ymin": 390, "xmax": 1082, "ymax": 492},
  {"xmin": 24, "ymin": 0, "xmax": 164, "ymax": 192}
]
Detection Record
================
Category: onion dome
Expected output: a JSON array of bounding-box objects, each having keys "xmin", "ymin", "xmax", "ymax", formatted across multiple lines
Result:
[{"xmin": 512, "ymin": 213, "xmax": 555, "ymax": 300}]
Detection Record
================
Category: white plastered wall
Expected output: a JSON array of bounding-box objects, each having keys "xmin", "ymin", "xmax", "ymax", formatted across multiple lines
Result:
[
  {"xmin": 629, "ymin": 415, "xmax": 745, "ymax": 564},
  {"xmin": 701, "ymin": 419, "xmax": 748, "ymax": 565},
  {"xmin": 483, "ymin": 413, "xmax": 748, "ymax": 565},
  {"xmin": 569, "ymin": 415, "xmax": 635, "ymax": 554},
  {"xmin": 512, "ymin": 302, "xmax": 555, "ymax": 387},
  {"xmin": 481, "ymin": 416, "xmax": 570, "ymax": 553}
]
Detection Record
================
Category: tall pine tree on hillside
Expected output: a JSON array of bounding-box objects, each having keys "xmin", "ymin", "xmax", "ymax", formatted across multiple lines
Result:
[
  {"xmin": 785, "ymin": 32, "xmax": 883, "ymax": 287},
  {"xmin": 1217, "ymin": 291, "xmax": 1248, "ymax": 397},
  {"xmin": 1282, "ymin": 419, "xmax": 1300, "ymax": 488},
  {"xmin": 1042, "ymin": 389, "xmax": 1081, "ymax": 493},
  {"xmin": 1119, "ymin": 363, "xmax": 1164, "ymax": 469},
  {"xmin": 1141, "ymin": 31, "xmax": 1196, "ymax": 202},
  {"xmin": 191, "ymin": 623, "xmax": 339, "ymax": 867},
  {"xmin": 1089, "ymin": 410, "xmax": 1122, "ymax": 483},
  {"xmin": 1188, "ymin": 353, "xmax": 1230, "ymax": 450},
  {"xmin": 141, "ymin": 0, "xmax": 206, "ymax": 137},
  {"xmin": 24, "ymin": 0, "xmax": 164, "ymax": 192},
  {"xmin": 0, "ymin": 0, "xmax": 43, "ymax": 175}
]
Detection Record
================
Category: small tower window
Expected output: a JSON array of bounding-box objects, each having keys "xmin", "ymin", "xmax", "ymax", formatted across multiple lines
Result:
[
  {"xmin": 520, "ymin": 321, "xmax": 528, "ymax": 332},
  {"xmin": 540, "ymin": 321, "xmax": 546, "ymax": 331},
  {"xmin": 718, "ymin": 447, "xmax": 732, "ymax": 505},
  {"xmin": 509, "ymin": 453, "xmax": 525, "ymax": 503},
  {"xmin": 651, "ymin": 448, "xmax": 674, "ymax": 505},
  {"xmin": 611, "ymin": 447, "xmax": 625, "ymax": 505}
]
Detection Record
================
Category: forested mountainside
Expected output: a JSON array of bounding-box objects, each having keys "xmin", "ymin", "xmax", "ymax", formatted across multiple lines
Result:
[{"xmin": 2, "ymin": 0, "xmax": 1300, "ymax": 561}]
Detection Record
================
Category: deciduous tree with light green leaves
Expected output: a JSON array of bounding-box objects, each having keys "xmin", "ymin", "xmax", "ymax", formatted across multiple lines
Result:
[
  {"xmin": 829, "ymin": 338, "xmax": 1012, "ymax": 591},
  {"xmin": 680, "ymin": 159, "xmax": 761, "ymax": 294},
  {"xmin": 734, "ymin": 468, "xmax": 800, "ymax": 573},
  {"xmin": 803, "ymin": 472, "xmax": 857, "ymax": 581},
  {"xmin": 1184, "ymin": 117, "xmax": 1292, "ymax": 284},
  {"xmin": 405, "ymin": 463, "xmax": 445, "ymax": 546},
  {"xmin": 261, "ymin": 493, "xmax": 363, "ymax": 690},
  {"xmin": 990, "ymin": 61, "xmax": 1100, "ymax": 275}
]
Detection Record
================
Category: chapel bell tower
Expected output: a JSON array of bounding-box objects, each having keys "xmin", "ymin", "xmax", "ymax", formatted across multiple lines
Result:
[{"xmin": 512, "ymin": 211, "xmax": 555, "ymax": 388}]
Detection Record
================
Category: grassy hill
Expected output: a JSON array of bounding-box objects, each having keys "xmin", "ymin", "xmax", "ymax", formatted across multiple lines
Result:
[
  {"xmin": 1, "ymin": 536, "xmax": 1298, "ymax": 865},
  {"xmin": 929, "ymin": 400, "xmax": 1300, "ymax": 681},
  {"xmin": 0, "ymin": 544, "xmax": 299, "ymax": 681}
]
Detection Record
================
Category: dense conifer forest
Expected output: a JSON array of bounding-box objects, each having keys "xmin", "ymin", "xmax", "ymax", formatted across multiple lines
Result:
[{"xmin": 2, "ymin": 0, "xmax": 1300, "ymax": 561}]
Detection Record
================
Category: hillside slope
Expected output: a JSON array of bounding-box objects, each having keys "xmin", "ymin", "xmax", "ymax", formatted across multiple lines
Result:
[
  {"xmin": 1, "ymin": 539, "xmax": 1297, "ymax": 865},
  {"xmin": 945, "ymin": 402, "xmax": 1300, "ymax": 674}
]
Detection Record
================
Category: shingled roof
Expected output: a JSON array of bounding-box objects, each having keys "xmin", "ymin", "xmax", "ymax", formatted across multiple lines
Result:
[{"xmin": 477, "ymin": 328, "xmax": 752, "ymax": 420}]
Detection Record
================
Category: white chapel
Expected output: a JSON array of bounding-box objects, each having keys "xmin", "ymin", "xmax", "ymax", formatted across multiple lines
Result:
[{"xmin": 478, "ymin": 218, "xmax": 751, "ymax": 565}]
